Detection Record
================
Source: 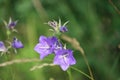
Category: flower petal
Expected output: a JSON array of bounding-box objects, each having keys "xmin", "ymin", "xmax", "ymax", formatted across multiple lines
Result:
[
  {"xmin": 39, "ymin": 36, "xmax": 47, "ymax": 43},
  {"xmin": 0, "ymin": 41, "xmax": 7, "ymax": 52},
  {"xmin": 60, "ymin": 63, "xmax": 69, "ymax": 71},
  {"xmin": 53, "ymin": 49, "xmax": 76, "ymax": 71},
  {"xmin": 60, "ymin": 26, "xmax": 68, "ymax": 32},
  {"xmin": 12, "ymin": 37, "xmax": 24, "ymax": 48},
  {"xmin": 34, "ymin": 42, "xmax": 52, "ymax": 59}
]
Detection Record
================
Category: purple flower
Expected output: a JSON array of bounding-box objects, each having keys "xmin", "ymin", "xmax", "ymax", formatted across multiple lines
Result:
[
  {"xmin": 12, "ymin": 37, "xmax": 24, "ymax": 48},
  {"xmin": 4, "ymin": 18, "xmax": 17, "ymax": 29},
  {"xmin": 34, "ymin": 36, "xmax": 62, "ymax": 59},
  {"xmin": 48, "ymin": 21, "xmax": 57, "ymax": 28},
  {"xmin": 0, "ymin": 41, "xmax": 7, "ymax": 52},
  {"xmin": 8, "ymin": 18, "xmax": 17, "ymax": 29},
  {"xmin": 60, "ymin": 26, "xmax": 68, "ymax": 32},
  {"xmin": 54, "ymin": 49, "xmax": 76, "ymax": 71}
]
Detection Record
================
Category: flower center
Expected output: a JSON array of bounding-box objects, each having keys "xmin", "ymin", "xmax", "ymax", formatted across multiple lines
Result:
[{"xmin": 60, "ymin": 53, "xmax": 69, "ymax": 64}]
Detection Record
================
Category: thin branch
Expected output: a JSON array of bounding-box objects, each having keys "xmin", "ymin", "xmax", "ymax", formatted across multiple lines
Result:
[
  {"xmin": 118, "ymin": 44, "xmax": 120, "ymax": 49},
  {"xmin": 32, "ymin": 0, "xmax": 48, "ymax": 21},
  {"xmin": 30, "ymin": 63, "xmax": 55, "ymax": 71},
  {"xmin": 61, "ymin": 34, "xmax": 84, "ymax": 55},
  {"xmin": 61, "ymin": 34, "xmax": 94, "ymax": 80},
  {"xmin": 109, "ymin": 0, "xmax": 120, "ymax": 14},
  {"xmin": 71, "ymin": 67, "xmax": 93, "ymax": 80},
  {"xmin": 0, "ymin": 58, "xmax": 40, "ymax": 67}
]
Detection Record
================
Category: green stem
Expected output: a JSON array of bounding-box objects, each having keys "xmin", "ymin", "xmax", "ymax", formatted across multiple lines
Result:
[
  {"xmin": 82, "ymin": 53, "xmax": 94, "ymax": 80},
  {"xmin": 67, "ymin": 68, "xmax": 73, "ymax": 80},
  {"xmin": 78, "ymin": 47, "xmax": 94, "ymax": 80},
  {"xmin": 6, "ymin": 29, "xmax": 11, "ymax": 39},
  {"xmin": 71, "ymin": 67, "xmax": 92, "ymax": 80}
]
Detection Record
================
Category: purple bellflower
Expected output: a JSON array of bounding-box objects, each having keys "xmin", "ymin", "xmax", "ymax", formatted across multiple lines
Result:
[
  {"xmin": 12, "ymin": 37, "xmax": 24, "ymax": 48},
  {"xmin": 47, "ymin": 19, "xmax": 69, "ymax": 33},
  {"xmin": 3, "ymin": 18, "xmax": 18, "ymax": 33},
  {"xmin": 34, "ymin": 19, "xmax": 76, "ymax": 71},
  {"xmin": 60, "ymin": 26, "xmax": 68, "ymax": 32},
  {"xmin": 0, "ymin": 41, "xmax": 7, "ymax": 52},
  {"xmin": 54, "ymin": 49, "xmax": 76, "ymax": 71},
  {"xmin": 34, "ymin": 36, "xmax": 62, "ymax": 59},
  {"xmin": 47, "ymin": 20, "xmax": 59, "ymax": 33},
  {"xmin": 48, "ymin": 20, "xmax": 57, "ymax": 28},
  {"xmin": 58, "ymin": 19, "xmax": 69, "ymax": 33},
  {"xmin": 7, "ymin": 18, "xmax": 17, "ymax": 29}
]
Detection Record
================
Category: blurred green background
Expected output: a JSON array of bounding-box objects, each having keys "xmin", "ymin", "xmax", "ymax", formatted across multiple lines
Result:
[{"xmin": 0, "ymin": 0, "xmax": 120, "ymax": 80}]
